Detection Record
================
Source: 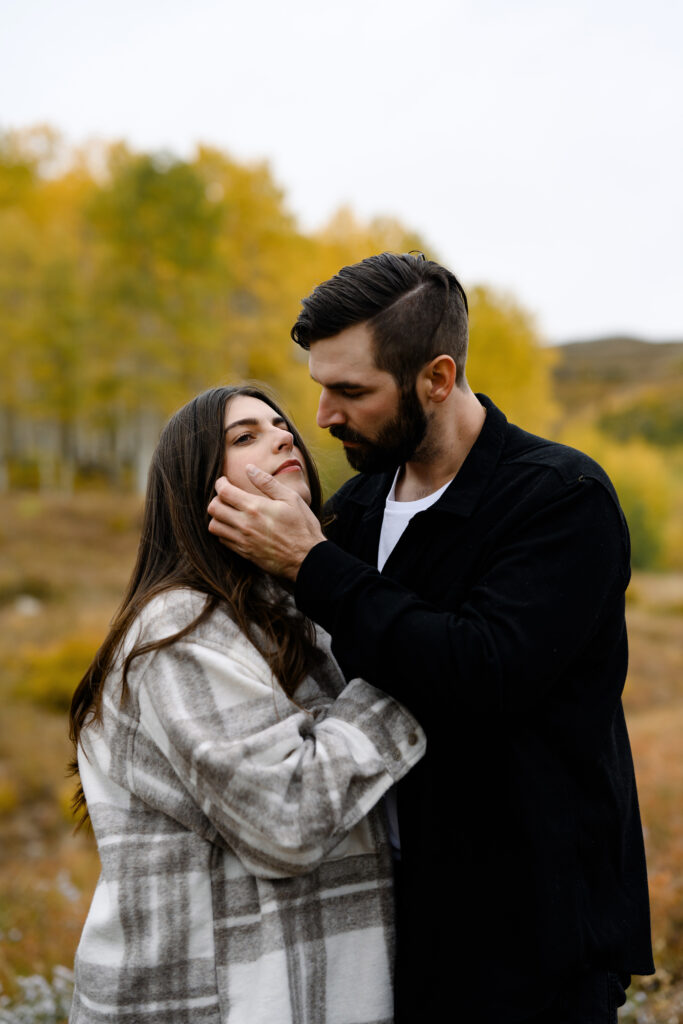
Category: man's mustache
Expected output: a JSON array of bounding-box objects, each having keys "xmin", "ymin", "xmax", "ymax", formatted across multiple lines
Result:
[{"xmin": 329, "ymin": 425, "xmax": 371, "ymax": 445}]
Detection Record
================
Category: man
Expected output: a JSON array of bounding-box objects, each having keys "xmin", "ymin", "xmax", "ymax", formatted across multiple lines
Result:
[{"xmin": 208, "ymin": 253, "xmax": 653, "ymax": 1022}]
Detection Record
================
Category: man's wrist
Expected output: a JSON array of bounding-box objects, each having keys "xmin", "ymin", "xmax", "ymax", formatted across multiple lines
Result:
[{"xmin": 289, "ymin": 538, "xmax": 328, "ymax": 582}]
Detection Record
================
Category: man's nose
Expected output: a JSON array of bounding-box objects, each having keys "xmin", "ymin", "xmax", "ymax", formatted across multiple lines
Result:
[{"xmin": 316, "ymin": 390, "xmax": 345, "ymax": 429}]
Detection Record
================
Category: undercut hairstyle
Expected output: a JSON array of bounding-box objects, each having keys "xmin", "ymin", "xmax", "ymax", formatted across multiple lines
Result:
[
  {"xmin": 69, "ymin": 385, "xmax": 323, "ymax": 826},
  {"xmin": 291, "ymin": 252, "xmax": 470, "ymax": 390}
]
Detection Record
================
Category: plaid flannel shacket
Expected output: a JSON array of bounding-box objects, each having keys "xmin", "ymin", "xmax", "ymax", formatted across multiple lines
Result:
[{"xmin": 70, "ymin": 588, "xmax": 426, "ymax": 1024}]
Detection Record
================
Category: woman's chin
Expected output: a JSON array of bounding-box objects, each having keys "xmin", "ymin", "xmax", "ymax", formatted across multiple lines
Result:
[{"xmin": 278, "ymin": 477, "xmax": 311, "ymax": 505}]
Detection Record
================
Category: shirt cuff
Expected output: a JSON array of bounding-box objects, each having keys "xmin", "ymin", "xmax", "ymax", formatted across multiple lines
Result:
[
  {"xmin": 331, "ymin": 678, "xmax": 426, "ymax": 783},
  {"xmin": 296, "ymin": 540, "xmax": 370, "ymax": 633}
]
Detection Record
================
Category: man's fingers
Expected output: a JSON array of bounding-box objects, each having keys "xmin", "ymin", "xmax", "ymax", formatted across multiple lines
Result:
[
  {"xmin": 245, "ymin": 464, "xmax": 296, "ymax": 502},
  {"xmin": 207, "ymin": 493, "xmax": 239, "ymax": 527},
  {"xmin": 208, "ymin": 477, "xmax": 267, "ymax": 529},
  {"xmin": 207, "ymin": 514, "xmax": 234, "ymax": 540},
  {"xmin": 213, "ymin": 476, "xmax": 254, "ymax": 510},
  {"xmin": 207, "ymin": 516, "xmax": 251, "ymax": 557}
]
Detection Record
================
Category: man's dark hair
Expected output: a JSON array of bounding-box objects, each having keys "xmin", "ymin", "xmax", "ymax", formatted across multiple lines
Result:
[{"xmin": 291, "ymin": 252, "xmax": 469, "ymax": 390}]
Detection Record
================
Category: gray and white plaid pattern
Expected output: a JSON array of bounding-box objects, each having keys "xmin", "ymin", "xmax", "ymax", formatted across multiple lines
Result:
[{"xmin": 71, "ymin": 589, "xmax": 425, "ymax": 1023}]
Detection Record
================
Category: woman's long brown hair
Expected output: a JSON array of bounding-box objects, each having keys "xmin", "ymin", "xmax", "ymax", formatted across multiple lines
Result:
[{"xmin": 69, "ymin": 385, "xmax": 324, "ymax": 825}]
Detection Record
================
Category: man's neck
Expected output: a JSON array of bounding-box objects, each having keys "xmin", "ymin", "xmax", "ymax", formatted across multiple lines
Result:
[{"xmin": 394, "ymin": 389, "xmax": 486, "ymax": 502}]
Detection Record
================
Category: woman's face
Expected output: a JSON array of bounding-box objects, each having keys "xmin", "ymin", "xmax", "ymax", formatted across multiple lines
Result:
[{"xmin": 223, "ymin": 395, "xmax": 312, "ymax": 506}]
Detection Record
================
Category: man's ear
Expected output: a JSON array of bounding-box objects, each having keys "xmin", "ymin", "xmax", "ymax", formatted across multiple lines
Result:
[{"xmin": 419, "ymin": 355, "xmax": 457, "ymax": 403}]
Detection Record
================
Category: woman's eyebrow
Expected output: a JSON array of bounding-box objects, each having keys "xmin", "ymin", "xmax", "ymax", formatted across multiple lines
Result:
[
  {"xmin": 224, "ymin": 417, "xmax": 259, "ymax": 434},
  {"xmin": 224, "ymin": 415, "xmax": 288, "ymax": 434}
]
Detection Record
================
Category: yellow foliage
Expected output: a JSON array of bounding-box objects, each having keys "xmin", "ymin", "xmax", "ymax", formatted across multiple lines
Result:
[
  {"xmin": 0, "ymin": 775, "xmax": 19, "ymax": 815},
  {"xmin": 58, "ymin": 779, "xmax": 79, "ymax": 824},
  {"xmin": 558, "ymin": 425, "xmax": 680, "ymax": 569},
  {"xmin": 466, "ymin": 285, "xmax": 558, "ymax": 434},
  {"xmin": 17, "ymin": 635, "xmax": 99, "ymax": 713},
  {"xmin": 13, "ymin": 123, "xmax": 673, "ymax": 547}
]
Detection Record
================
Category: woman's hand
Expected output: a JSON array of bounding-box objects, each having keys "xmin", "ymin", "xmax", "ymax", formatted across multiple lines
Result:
[{"xmin": 208, "ymin": 465, "xmax": 326, "ymax": 579}]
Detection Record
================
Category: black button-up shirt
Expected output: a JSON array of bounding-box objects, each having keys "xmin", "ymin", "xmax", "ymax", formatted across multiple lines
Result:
[{"xmin": 296, "ymin": 395, "xmax": 653, "ymax": 1022}]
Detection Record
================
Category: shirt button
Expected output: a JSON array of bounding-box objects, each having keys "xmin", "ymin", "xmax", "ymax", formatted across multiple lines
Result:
[{"xmin": 408, "ymin": 732, "xmax": 418, "ymax": 746}]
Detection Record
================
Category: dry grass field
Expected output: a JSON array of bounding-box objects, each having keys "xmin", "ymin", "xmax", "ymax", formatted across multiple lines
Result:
[{"xmin": 0, "ymin": 493, "xmax": 681, "ymax": 1021}]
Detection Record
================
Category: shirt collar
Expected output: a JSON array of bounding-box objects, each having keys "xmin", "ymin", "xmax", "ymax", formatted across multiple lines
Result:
[
  {"xmin": 347, "ymin": 394, "xmax": 508, "ymax": 521},
  {"xmin": 433, "ymin": 393, "xmax": 508, "ymax": 517}
]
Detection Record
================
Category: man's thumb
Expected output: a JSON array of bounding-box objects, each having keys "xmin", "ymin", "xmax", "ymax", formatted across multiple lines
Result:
[{"xmin": 246, "ymin": 464, "xmax": 291, "ymax": 500}]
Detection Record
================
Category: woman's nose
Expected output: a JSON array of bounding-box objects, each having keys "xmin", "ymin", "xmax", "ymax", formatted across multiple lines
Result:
[{"xmin": 273, "ymin": 428, "xmax": 294, "ymax": 451}]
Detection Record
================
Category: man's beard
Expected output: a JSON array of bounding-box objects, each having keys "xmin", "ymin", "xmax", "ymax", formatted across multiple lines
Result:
[{"xmin": 330, "ymin": 386, "xmax": 429, "ymax": 474}]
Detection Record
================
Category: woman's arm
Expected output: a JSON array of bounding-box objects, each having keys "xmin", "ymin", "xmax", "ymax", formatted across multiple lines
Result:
[{"xmin": 129, "ymin": 635, "xmax": 425, "ymax": 878}]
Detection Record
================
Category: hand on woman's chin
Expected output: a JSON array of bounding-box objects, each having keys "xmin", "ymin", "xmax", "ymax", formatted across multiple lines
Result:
[
  {"xmin": 230, "ymin": 469, "xmax": 311, "ymax": 507},
  {"xmin": 278, "ymin": 475, "xmax": 312, "ymax": 506}
]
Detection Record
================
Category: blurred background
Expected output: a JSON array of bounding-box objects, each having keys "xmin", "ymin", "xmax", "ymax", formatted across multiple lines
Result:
[{"xmin": 0, "ymin": 1, "xmax": 681, "ymax": 1021}]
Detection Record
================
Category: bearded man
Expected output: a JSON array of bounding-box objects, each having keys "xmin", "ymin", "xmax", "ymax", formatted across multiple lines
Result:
[{"xmin": 208, "ymin": 253, "xmax": 653, "ymax": 1023}]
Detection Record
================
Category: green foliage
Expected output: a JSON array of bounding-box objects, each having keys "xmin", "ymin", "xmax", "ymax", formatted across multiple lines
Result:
[
  {"xmin": 0, "ymin": 577, "xmax": 53, "ymax": 607},
  {"xmin": 598, "ymin": 389, "xmax": 683, "ymax": 447}
]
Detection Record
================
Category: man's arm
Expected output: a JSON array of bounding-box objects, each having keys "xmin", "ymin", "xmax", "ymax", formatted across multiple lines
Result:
[
  {"xmin": 295, "ymin": 476, "xmax": 629, "ymax": 727},
  {"xmin": 208, "ymin": 467, "xmax": 629, "ymax": 726}
]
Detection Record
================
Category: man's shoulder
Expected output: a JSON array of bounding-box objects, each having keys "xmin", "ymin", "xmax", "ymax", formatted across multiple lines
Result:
[{"xmin": 503, "ymin": 420, "xmax": 617, "ymax": 495}]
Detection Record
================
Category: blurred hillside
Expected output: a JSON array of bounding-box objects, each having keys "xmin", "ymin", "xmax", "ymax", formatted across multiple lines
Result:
[
  {"xmin": 543, "ymin": 338, "xmax": 683, "ymax": 572},
  {"xmin": 553, "ymin": 337, "xmax": 683, "ymax": 438}
]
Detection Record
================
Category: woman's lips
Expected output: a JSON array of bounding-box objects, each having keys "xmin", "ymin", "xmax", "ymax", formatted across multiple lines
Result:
[{"xmin": 274, "ymin": 460, "xmax": 303, "ymax": 475}]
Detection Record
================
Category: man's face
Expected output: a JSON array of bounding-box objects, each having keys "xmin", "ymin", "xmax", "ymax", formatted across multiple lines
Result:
[{"xmin": 308, "ymin": 323, "xmax": 428, "ymax": 473}]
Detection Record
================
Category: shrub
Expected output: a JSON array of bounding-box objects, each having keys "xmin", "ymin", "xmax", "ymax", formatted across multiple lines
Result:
[
  {"xmin": 15, "ymin": 637, "xmax": 98, "ymax": 713},
  {"xmin": 0, "ymin": 968, "xmax": 73, "ymax": 1024},
  {"xmin": 0, "ymin": 777, "xmax": 19, "ymax": 815}
]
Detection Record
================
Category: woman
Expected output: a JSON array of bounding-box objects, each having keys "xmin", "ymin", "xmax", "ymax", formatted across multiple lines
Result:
[{"xmin": 69, "ymin": 385, "xmax": 425, "ymax": 1024}]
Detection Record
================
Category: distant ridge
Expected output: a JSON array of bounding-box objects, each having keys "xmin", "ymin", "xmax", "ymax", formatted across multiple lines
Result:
[
  {"xmin": 554, "ymin": 336, "xmax": 683, "ymax": 382},
  {"xmin": 551, "ymin": 337, "xmax": 683, "ymax": 414}
]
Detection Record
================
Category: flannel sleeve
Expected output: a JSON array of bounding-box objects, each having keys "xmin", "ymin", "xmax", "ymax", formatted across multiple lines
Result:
[{"xmin": 131, "ymin": 637, "xmax": 425, "ymax": 878}]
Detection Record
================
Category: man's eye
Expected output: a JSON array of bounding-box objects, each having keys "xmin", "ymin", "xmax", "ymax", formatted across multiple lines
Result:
[{"xmin": 342, "ymin": 390, "xmax": 365, "ymax": 399}]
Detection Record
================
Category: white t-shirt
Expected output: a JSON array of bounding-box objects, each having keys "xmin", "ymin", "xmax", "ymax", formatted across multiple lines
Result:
[
  {"xmin": 379, "ymin": 468, "xmax": 454, "ymax": 853},
  {"xmin": 378, "ymin": 469, "xmax": 454, "ymax": 572}
]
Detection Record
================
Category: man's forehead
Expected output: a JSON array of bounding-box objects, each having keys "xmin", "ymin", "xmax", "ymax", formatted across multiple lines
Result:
[{"xmin": 307, "ymin": 323, "xmax": 385, "ymax": 383}]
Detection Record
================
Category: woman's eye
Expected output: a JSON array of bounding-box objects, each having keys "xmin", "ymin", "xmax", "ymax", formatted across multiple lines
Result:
[{"xmin": 233, "ymin": 432, "xmax": 255, "ymax": 445}]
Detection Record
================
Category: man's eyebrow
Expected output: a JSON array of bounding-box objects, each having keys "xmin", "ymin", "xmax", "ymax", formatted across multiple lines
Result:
[
  {"xmin": 309, "ymin": 376, "xmax": 366, "ymax": 391},
  {"xmin": 224, "ymin": 415, "xmax": 287, "ymax": 433}
]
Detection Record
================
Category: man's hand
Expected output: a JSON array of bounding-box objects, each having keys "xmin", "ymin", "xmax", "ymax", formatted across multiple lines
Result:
[{"xmin": 207, "ymin": 465, "xmax": 326, "ymax": 580}]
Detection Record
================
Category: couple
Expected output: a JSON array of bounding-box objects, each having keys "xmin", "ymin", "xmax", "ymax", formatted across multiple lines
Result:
[{"xmin": 70, "ymin": 253, "xmax": 653, "ymax": 1023}]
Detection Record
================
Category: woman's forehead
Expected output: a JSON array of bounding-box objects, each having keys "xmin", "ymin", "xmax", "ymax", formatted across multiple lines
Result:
[{"xmin": 224, "ymin": 394, "xmax": 279, "ymax": 424}]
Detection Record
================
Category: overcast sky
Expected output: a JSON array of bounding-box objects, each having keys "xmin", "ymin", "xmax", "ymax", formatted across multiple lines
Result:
[{"xmin": 2, "ymin": 0, "xmax": 681, "ymax": 342}]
